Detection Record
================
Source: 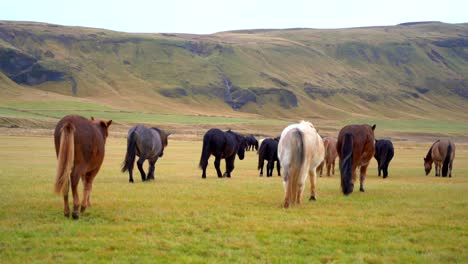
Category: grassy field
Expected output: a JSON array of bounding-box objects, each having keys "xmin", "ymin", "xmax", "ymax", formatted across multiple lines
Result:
[{"xmin": 0, "ymin": 135, "xmax": 466, "ymax": 263}]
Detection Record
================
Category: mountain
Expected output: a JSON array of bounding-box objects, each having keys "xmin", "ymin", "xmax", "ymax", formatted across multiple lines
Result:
[{"xmin": 0, "ymin": 20, "xmax": 467, "ymax": 125}]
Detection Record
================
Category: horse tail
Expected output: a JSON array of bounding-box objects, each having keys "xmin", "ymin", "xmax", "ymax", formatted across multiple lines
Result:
[
  {"xmin": 442, "ymin": 143, "xmax": 452, "ymax": 177},
  {"xmin": 199, "ymin": 135, "xmax": 211, "ymax": 169},
  {"xmin": 121, "ymin": 131, "xmax": 137, "ymax": 173},
  {"xmin": 257, "ymin": 141, "xmax": 266, "ymax": 170},
  {"xmin": 340, "ymin": 133, "xmax": 354, "ymax": 195},
  {"xmin": 54, "ymin": 123, "xmax": 75, "ymax": 195},
  {"xmin": 285, "ymin": 129, "xmax": 305, "ymax": 206}
]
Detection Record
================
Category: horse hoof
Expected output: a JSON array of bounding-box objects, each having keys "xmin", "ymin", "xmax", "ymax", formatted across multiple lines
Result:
[
  {"xmin": 72, "ymin": 212, "xmax": 79, "ymax": 220},
  {"xmin": 129, "ymin": 179, "xmax": 134, "ymax": 183},
  {"xmin": 80, "ymin": 207, "xmax": 86, "ymax": 213},
  {"xmin": 360, "ymin": 188, "xmax": 365, "ymax": 192},
  {"xmin": 309, "ymin": 196, "xmax": 316, "ymax": 201},
  {"xmin": 64, "ymin": 212, "xmax": 70, "ymax": 218}
]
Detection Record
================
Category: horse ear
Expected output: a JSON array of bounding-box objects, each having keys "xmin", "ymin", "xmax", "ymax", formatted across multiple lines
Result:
[
  {"xmin": 107, "ymin": 120, "xmax": 112, "ymax": 127},
  {"xmin": 91, "ymin": 116, "xmax": 95, "ymax": 120},
  {"xmin": 372, "ymin": 124, "xmax": 376, "ymax": 130}
]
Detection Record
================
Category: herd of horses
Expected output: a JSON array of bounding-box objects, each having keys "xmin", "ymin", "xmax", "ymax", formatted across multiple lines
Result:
[{"xmin": 53, "ymin": 115, "xmax": 457, "ymax": 218}]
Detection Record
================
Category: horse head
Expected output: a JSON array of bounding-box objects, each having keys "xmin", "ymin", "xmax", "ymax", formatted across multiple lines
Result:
[
  {"xmin": 423, "ymin": 157, "xmax": 432, "ymax": 175},
  {"xmin": 91, "ymin": 117, "xmax": 112, "ymax": 138}
]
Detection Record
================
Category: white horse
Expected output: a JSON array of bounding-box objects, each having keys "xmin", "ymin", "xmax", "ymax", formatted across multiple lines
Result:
[{"xmin": 278, "ymin": 121, "xmax": 324, "ymax": 208}]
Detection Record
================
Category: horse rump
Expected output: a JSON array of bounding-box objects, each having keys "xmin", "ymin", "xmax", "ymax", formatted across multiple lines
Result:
[
  {"xmin": 55, "ymin": 122, "xmax": 75, "ymax": 195},
  {"xmin": 281, "ymin": 129, "xmax": 305, "ymax": 208}
]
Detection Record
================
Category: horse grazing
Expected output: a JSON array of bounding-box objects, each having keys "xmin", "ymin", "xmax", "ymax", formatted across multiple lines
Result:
[
  {"xmin": 317, "ymin": 137, "xmax": 338, "ymax": 177},
  {"xmin": 258, "ymin": 137, "xmax": 281, "ymax": 177},
  {"xmin": 245, "ymin": 135, "xmax": 259, "ymax": 151},
  {"xmin": 121, "ymin": 125, "xmax": 170, "ymax": 183},
  {"xmin": 336, "ymin": 124, "xmax": 376, "ymax": 195},
  {"xmin": 424, "ymin": 139, "xmax": 455, "ymax": 177},
  {"xmin": 199, "ymin": 128, "xmax": 246, "ymax": 178},
  {"xmin": 374, "ymin": 139, "xmax": 394, "ymax": 178},
  {"xmin": 54, "ymin": 115, "xmax": 112, "ymax": 219},
  {"xmin": 278, "ymin": 121, "xmax": 324, "ymax": 208}
]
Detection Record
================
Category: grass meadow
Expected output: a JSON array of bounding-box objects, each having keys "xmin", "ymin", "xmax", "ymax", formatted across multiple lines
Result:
[{"xmin": 0, "ymin": 135, "xmax": 467, "ymax": 263}]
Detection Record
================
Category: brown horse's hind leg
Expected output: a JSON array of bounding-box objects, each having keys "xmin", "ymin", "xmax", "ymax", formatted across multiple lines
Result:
[
  {"xmin": 63, "ymin": 181, "xmax": 70, "ymax": 217},
  {"xmin": 81, "ymin": 170, "xmax": 98, "ymax": 213},
  {"xmin": 70, "ymin": 168, "xmax": 83, "ymax": 220},
  {"xmin": 359, "ymin": 164, "xmax": 369, "ymax": 192}
]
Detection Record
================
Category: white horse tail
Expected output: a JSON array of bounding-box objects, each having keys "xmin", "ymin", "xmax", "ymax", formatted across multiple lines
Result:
[{"xmin": 282, "ymin": 128, "xmax": 304, "ymax": 208}]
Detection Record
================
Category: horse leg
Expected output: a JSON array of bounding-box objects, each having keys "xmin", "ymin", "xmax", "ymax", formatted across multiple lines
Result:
[
  {"xmin": 63, "ymin": 181, "xmax": 70, "ymax": 218},
  {"xmin": 326, "ymin": 160, "xmax": 331, "ymax": 177},
  {"xmin": 259, "ymin": 159, "xmax": 264, "ymax": 177},
  {"xmin": 224, "ymin": 156, "xmax": 235, "ymax": 178},
  {"xmin": 70, "ymin": 167, "xmax": 84, "ymax": 220},
  {"xmin": 383, "ymin": 162, "xmax": 389, "ymax": 178},
  {"xmin": 359, "ymin": 164, "xmax": 369, "ymax": 192},
  {"xmin": 267, "ymin": 160, "xmax": 272, "ymax": 177},
  {"xmin": 308, "ymin": 168, "xmax": 317, "ymax": 201},
  {"xmin": 277, "ymin": 160, "xmax": 281, "ymax": 176},
  {"xmin": 318, "ymin": 162, "xmax": 323, "ymax": 177},
  {"xmin": 332, "ymin": 160, "xmax": 335, "ymax": 175},
  {"xmin": 128, "ymin": 166, "xmax": 134, "ymax": 183},
  {"xmin": 137, "ymin": 156, "xmax": 147, "ymax": 181},
  {"xmin": 81, "ymin": 169, "xmax": 98, "ymax": 213},
  {"xmin": 435, "ymin": 161, "xmax": 440, "ymax": 176},
  {"xmin": 214, "ymin": 156, "xmax": 223, "ymax": 178},
  {"xmin": 147, "ymin": 158, "xmax": 158, "ymax": 181},
  {"xmin": 377, "ymin": 160, "xmax": 381, "ymax": 176}
]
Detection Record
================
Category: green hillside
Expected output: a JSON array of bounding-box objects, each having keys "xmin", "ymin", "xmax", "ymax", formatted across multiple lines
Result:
[{"xmin": 0, "ymin": 21, "xmax": 467, "ymax": 133}]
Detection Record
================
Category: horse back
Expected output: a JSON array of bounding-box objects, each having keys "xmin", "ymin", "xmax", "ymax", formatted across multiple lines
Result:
[
  {"xmin": 337, "ymin": 124, "xmax": 375, "ymax": 165},
  {"xmin": 55, "ymin": 115, "xmax": 106, "ymax": 170},
  {"xmin": 433, "ymin": 139, "xmax": 455, "ymax": 162}
]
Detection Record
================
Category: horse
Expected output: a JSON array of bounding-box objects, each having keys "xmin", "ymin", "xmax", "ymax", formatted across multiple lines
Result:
[
  {"xmin": 121, "ymin": 125, "xmax": 170, "ymax": 183},
  {"xmin": 54, "ymin": 115, "xmax": 112, "ymax": 219},
  {"xmin": 278, "ymin": 121, "xmax": 324, "ymax": 208},
  {"xmin": 374, "ymin": 139, "xmax": 394, "ymax": 178},
  {"xmin": 199, "ymin": 128, "xmax": 246, "ymax": 178},
  {"xmin": 424, "ymin": 139, "xmax": 455, "ymax": 177},
  {"xmin": 258, "ymin": 137, "xmax": 281, "ymax": 177},
  {"xmin": 317, "ymin": 137, "xmax": 338, "ymax": 177},
  {"xmin": 245, "ymin": 135, "xmax": 259, "ymax": 151},
  {"xmin": 336, "ymin": 124, "xmax": 376, "ymax": 195}
]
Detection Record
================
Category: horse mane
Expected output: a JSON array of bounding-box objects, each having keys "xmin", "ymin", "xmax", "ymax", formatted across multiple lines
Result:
[{"xmin": 425, "ymin": 140, "xmax": 440, "ymax": 161}]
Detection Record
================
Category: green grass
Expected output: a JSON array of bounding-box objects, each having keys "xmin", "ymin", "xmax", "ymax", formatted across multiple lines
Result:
[
  {"xmin": 0, "ymin": 136, "xmax": 466, "ymax": 262},
  {"xmin": 0, "ymin": 101, "xmax": 288, "ymax": 125}
]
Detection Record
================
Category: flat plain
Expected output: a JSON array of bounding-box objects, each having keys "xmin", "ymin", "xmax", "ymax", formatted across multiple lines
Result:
[{"xmin": 0, "ymin": 134, "xmax": 466, "ymax": 263}]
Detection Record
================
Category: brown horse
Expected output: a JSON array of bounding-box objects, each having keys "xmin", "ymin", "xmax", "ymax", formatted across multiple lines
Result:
[
  {"xmin": 336, "ymin": 124, "xmax": 375, "ymax": 195},
  {"xmin": 424, "ymin": 139, "xmax": 455, "ymax": 177},
  {"xmin": 54, "ymin": 115, "xmax": 112, "ymax": 219},
  {"xmin": 317, "ymin": 137, "xmax": 338, "ymax": 177}
]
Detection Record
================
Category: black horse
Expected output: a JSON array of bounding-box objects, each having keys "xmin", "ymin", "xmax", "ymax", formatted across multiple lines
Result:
[
  {"xmin": 199, "ymin": 128, "xmax": 246, "ymax": 178},
  {"xmin": 374, "ymin": 139, "xmax": 394, "ymax": 178},
  {"xmin": 245, "ymin": 135, "xmax": 258, "ymax": 151},
  {"xmin": 258, "ymin": 137, "xmax": 281, "ymax": 177}
]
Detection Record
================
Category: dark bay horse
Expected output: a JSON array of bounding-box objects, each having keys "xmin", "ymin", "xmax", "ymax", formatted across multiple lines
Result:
[
  {"xmin": 374, "ymin": 139, "xmax": 394, "ymax": 178},
  {"xmin": 121, "ymin": 125, "xmax": 170, "ymax": 183},
  {"xmin": 245, "ymin": 135, "xmax": 259, "ymax": 151},
  {"xmin": 54, "ymin": 115, "xmax": 112, "ymax": 219},
  {"xmin": 424, "ymin": 139, "xmax": 455, "ymax": 177},
  {"xmin": 258, "ymin": 137, "xmax": 281, "ymax": 177},
  {"xmin": 317, "ymin": 137, "xmax": 338, "ymax": 177},
  {"xmin": 278, "ymin": 121, "xmax": 324, "ymax": 208},
  {"xmin": 336, "ymin": 124, "xmax": 375, "ymax": 195},
  {"xmin": 199, "ymin": 128, "xmax": 246, "ymax": 178}
]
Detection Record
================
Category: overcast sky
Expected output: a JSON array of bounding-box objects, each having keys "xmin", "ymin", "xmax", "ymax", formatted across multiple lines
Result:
[{"xmin": 1, "ymin": 0, "xmax": 466, "ymax": 34}]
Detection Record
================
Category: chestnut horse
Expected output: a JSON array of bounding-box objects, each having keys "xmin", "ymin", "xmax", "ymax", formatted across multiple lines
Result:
[
  {"xmin": 424, "ymin": 139, "xmax": 455, "ymax": 177},
  {"xmin": 54, "ymin": 115, "xmax": 112, "ymax": 219},
  {"xmin": 278, "ymin": 121, "xmax": 324, "ymax": 208},
  {"xmin": 317, "ymin": 137, "xmax": 338, "ymax": 177},
  {"xmin": 336, "ymin": 124, "xmax": 375, "ymax": 195}
]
